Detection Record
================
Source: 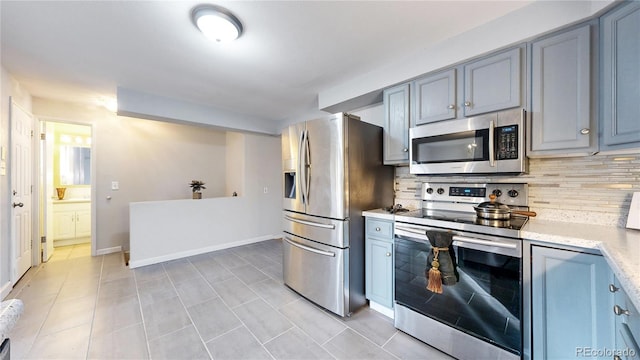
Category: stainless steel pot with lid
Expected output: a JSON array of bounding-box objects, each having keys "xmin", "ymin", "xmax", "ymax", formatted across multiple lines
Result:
[{"xmin": 474, "ymin": 194, "xmax": 537, "ymax": 220}]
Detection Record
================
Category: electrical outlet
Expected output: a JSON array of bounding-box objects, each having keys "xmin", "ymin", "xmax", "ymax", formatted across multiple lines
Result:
[{"xmin": 111, "ymin": 181, "xmax": 119, "ymax": 190}]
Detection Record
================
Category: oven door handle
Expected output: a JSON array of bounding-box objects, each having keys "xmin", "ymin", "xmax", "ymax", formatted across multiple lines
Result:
[
  {"xmin": 395, "ymin": 225, "xmax": 429, "ymax": 237},
  {"xmin": 284, "ymin": 237, "xmax": 335, "ymax": 257},
  {"xmin": 452, "ymin": 235, "xmax": 517, "ymax": 249}
]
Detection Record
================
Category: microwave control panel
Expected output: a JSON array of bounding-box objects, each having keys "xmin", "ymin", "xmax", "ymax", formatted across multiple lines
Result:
[{"xmin": 496, "ymin": 125, "xmax": 518, "ymax": 160}]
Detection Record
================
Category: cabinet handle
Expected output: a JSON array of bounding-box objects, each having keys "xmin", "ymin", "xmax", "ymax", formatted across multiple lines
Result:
[
  {"xmin": 375, "ymin": 227, "xmax": 381, "ymax": 232},
  {"xmin": 613, "ymin": 305, "xmax": 630, "ymax": 316},
  {"xmin": 385, "ymin": 252, "xmax": 391, "ymax": 257},
  {"xmin": 580, "ymin": 128, "xmax": 590, "ymax": 135},
  {"xmin": 464, "ymin": 101, "xmax": 472, "ymax": 107},
  {"xmin": 609, "ymin": 284, "xmax": 619, "ymax": 293},
  {"xmin": 447, "ymin": 104, "xmax": 455, "ymax": 109},
  {"xmin": 402, "ymin": 148, "xmax": 408, "ymax": 152},
  {"xmin": 614, "ymin": 355, "xmax": 622, "ymax": 360}
]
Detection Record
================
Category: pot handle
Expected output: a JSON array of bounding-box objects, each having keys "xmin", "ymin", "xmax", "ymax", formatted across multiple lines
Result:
[{"xmin": 512, "ymin": 210, "xmax": 537, "ymax": 217}]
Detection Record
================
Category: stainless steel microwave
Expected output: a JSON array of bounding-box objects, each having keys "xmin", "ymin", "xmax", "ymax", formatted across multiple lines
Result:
[{"xmin": 409, "ymin": 108, "xmax": 526, "ymax": 175}]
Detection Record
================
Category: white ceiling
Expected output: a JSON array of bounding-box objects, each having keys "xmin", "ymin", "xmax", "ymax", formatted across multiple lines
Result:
[{"xmin": 1, "ymin": 1, "xmax": 534, "ymax": 124}]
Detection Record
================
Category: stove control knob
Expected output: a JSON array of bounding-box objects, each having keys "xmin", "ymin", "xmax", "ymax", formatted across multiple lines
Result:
[
  {"xmin": 492, "ymin": 189, "xmax": 502, "ymax": 197},
  {"xmin": 426, "ymin": 187, "xmax": 434, "ymax": 195},
  {"xmin": 437, "ymin": 188, "xmax": 445, "ymax": 195},
  {"xmin": 508, "ymin": 189, "xmax": 519, "ymax": 198}
]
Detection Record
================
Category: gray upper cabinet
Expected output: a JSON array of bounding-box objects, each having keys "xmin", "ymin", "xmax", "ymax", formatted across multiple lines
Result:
[
  {"xmin": 413, "ymin": 69, "xmax": 456, "ymax": 125},
  {"xmin": 463, "ymin": 47, "xmax": 521, "ymax": 116},
  {"xmin": 383, "ymin": 83, "xmax": 410, "ymax": 165},
  {"xmin": 529, "ymin": 24, "xmax": 596, "ymax": 155},
  {"xmin": 601, "ymin": 1, "xmax": 640, "ymax": 151}
]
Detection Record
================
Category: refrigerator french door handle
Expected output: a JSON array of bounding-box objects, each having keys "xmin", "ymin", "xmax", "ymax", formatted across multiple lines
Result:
[
  {"xmin": 284, "ymin": 215, "xmax": 336, "ymax": 229},
  {"xmin": 284, "ymin": 237, "xmax": 335, "ymax": 257},
  {"xmin": 304, "ymin": 130, "xmax": 311, "ymax": 204},
  {"xmin": 298, "ymin": 130, "xmax": 307, "ymax": 205}
]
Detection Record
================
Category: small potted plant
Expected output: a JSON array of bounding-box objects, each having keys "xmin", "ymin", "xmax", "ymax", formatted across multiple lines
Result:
[{"xmin": 189, "ymin": 180, "xmax": 206, "ymax": 199}]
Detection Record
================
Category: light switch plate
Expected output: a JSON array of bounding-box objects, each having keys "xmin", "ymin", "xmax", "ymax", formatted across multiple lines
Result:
[
  {"xmin": 626, "ymin": 192, "xmax": 640, "ymax": 230},
  {"xmin": 111, "ymin": 181, "xmax": 119, "ymax": 191}
]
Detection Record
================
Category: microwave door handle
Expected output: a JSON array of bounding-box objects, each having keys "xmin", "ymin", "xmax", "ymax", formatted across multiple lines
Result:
[
  {"xmin": 298, "ymin": 130, "xmax": 306, "ymax": 205},
  {"xmin": 489, "ymin": 120, "xmax": 496, "ymax": 167}
]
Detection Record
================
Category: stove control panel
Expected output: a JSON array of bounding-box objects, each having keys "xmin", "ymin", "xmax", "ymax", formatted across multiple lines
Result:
[{"xmin": 422, "ymin": 182, "xmax": 529, "ymax": 207}]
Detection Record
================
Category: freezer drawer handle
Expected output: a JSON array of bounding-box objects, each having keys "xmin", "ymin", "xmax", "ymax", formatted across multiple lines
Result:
[
  {"xmin": 452, "ymin": 235, "xmax": 517, "ymax": 250},
  {"xmin": 284, "ymin": 215, "xmax": 335, "ymax": 229},
  {"xmin": 284, "ymin": 237, "xmax": 335, "ymax": 257}
]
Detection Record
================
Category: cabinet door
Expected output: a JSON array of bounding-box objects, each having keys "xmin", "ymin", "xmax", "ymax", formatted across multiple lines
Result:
[
  {"xmin": 365, "ymin": 237, "xmax": 393, "ymax": 309},
  {"xmin": 413, "ymin": 69, "xmax": 456, "ymax": 125},
  {"xmin": 464, "ymin": 47, "xmax": 521, "ymax": 116},
  {"xmin": 75, "ymin": 209, "xmax": 92, "ymax": 238},
  {"xmin": 530, "ymin": 25, "xmax": 594, "ymax": 153},
  {"xmin": 53, "ymin": 210, "xmax": 76, "ymax": 240},
  {"xmin": 601, "ymin": 1, "xmax": 640, "ymax": 150},
  {"xmin": 531, "ymin": 246, "xmax": 614, "ymax": 359},
  {"xmin": 383, "ymin": 84, "xmax": 410, "ymax": 165}
]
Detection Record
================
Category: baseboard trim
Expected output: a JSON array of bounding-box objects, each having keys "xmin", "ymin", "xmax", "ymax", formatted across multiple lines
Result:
[
  {"xmin": 1, "ymin": 281, "xmax": 13, "ymax": 300},
  {"xmin": 129, "ymin": 235, "xmax": 277, "ymax": 269},
  {"xmin": 96, "ymin": 246, "xmax": 123, "ymax": 256},
  {"xmin": 369, "ymin": 301, "xmax": 395, "ymax": 319}
]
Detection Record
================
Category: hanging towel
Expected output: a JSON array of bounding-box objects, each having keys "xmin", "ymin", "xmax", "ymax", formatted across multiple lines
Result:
[{"xmin": 425, "ymin": 230, "xmax": 459, "ymax": 293}]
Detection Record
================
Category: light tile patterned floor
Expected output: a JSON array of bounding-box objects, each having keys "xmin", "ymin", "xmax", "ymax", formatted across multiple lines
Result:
[{"xmin": 6, "ymin": 240, "xmax": 453, "ymax": 359}]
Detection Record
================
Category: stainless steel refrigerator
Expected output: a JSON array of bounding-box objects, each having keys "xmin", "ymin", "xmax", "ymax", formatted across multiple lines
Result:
[{"xmin": 281, "ymin": 113, "xmax": 394, "ymax": 317}]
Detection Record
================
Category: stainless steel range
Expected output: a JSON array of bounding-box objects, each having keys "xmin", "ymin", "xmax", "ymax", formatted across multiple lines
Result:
[{"xmin": 393, "ymin": 182, "xmax": 530, "ymax": 360}]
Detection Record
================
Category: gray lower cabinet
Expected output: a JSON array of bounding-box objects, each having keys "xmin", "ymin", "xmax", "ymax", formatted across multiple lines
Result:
[
  {"xmin": 600, "ymin": 1, "xmax": 640, "ymax": 151},
  {"xmin": 531, "ymin": 245, "xmax": 614, "ymax": 359},
  {"xmin": 413, "ymin": 68, "xmax": 456, "ymax": 125},
  {"xmin": 463, "ymin": 47, "xmax": 521, "ymax": 117},
  {"xmin": 529, "ymin": 23, "xmax": 597, "ymax": 155},
  {"xmin": 611, "ymin": 277, "xmax": 640, "ymax": 359},
  {"xmin": 365, "ymin": 217, "xmax": 394, "ymax": 309},
  {"xmin": 383, "ymin": 83, "xmax": 410, "ymax": 165}
]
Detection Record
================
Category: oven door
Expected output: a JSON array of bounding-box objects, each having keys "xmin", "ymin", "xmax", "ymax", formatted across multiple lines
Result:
[{"xmin": 394, "ymin": 223, "xmax": 522, "ymax": 356}]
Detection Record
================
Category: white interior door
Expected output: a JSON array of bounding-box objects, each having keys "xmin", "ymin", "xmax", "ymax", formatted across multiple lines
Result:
[
  {"xmin": 41, "ymin": 121, "xmax": 54, "ymax": 261},
  {"xmin": 10, "ymin": 100, "xmax": 34, "ymax": 283}
]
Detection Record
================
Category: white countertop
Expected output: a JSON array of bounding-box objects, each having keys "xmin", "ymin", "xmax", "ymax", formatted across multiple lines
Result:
[{"xmin": 363, "ymin": 208, "xmax": 640, "ymax": 312}]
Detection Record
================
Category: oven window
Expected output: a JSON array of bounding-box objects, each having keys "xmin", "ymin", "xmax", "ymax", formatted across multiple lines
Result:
[
  {"xmin": 394, "ymin": 236, "xmax": 522, "ymax": 355},
  {"xmin": 412, "ymin": 129, "xmax": 489, "ymax": 164}
]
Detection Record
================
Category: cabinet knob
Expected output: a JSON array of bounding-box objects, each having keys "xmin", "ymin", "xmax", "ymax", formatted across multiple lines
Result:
[
  {"xmin": 402, "ymin": 148, "xmax": 408, "ymax": 152},
  {"xmin": 386, "ymin": 252, "xmax": 391, "ymax": 257},
  {"xmin": 464, "ymin": 101, "xmax": 472, "ymax": 107},
  {"xmin": 609, "ymin": 284, "xmax": 619, "ymax": 293},
  {"xmin": 614, "ymin": 355, "xmax": 622, "ymax": 360},
  {"xmin": 580, "ymin": 128, "xmax": 590, "ymax": 135},
  {"xmin": 375, "ymin": 227, "xmax": 381, "ymax": 232},
  {"xmin": 447, "ymin": 104, "xmax": 455, "ymax": 109},
  {"xmin": 613, "ymin": 304, "xmax": 630, "ymax": 316}
]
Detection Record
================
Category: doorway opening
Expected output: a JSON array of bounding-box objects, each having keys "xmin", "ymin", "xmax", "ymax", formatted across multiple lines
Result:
[{"xmin": 39, "ymin": 121, "xmax": 93, "ymax": 262}]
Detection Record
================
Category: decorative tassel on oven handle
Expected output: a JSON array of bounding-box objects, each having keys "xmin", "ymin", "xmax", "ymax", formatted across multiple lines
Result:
[{"xmin": 426, "ymin": 247, "xmax": 449, "ymax": 294}]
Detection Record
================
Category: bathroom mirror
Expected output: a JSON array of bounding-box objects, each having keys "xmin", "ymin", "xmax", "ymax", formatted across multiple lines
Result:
[{"xmin": 59, "ymin": 146, "xmax": 91, "ymax": 185}]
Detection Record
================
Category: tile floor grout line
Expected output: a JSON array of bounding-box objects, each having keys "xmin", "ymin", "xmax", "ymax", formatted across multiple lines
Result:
[
  {"xmin": 160, "ymin": 261, "xmax": 215, "ymax": 359},
  {"xmin": 83, "ymin": 251, "xmax": 105, "ymax": 360},
  {"xmin": 132, "ymin": 260, "xmax": 154, "ymax": 360}
]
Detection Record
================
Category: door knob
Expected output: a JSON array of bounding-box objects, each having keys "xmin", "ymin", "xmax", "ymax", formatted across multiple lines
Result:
[{"xmin": 13, "ymin": 202, "xmax": 24, "ymax": 208}]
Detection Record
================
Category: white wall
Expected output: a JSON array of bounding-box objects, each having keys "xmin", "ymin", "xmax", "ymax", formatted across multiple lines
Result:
[
  {"xmin": 130, "ymin": 132, "xmax": 282, "ymax": 267},
  {"xmin": 0, "ymin": 66, "xmax": 34, "ymax": 298},
  {"xmin": 225, "ymin": 132, "xmax": 245, "ymax": 197}
]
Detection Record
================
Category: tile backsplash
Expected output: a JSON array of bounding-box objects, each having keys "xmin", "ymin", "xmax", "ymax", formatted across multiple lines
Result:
[{"xmin": 394, "ymin": 153, "xmax": 640, "ymax": 228}]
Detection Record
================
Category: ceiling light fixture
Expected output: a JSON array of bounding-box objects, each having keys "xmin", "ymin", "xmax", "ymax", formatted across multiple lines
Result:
[{"xmin": 192, "ymin": 4, "xmax": 243, "ymax": 42}]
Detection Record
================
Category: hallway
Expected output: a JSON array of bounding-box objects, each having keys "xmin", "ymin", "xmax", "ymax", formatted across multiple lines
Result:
[{"xmin": 6, "ymin": 241, "xmax": 450, "ymax": 359}]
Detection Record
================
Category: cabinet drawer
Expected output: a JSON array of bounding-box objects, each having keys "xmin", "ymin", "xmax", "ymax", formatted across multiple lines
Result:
[{"xmin": 366, "ymin": 219, "xmax": 393, "ymax": 240}]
